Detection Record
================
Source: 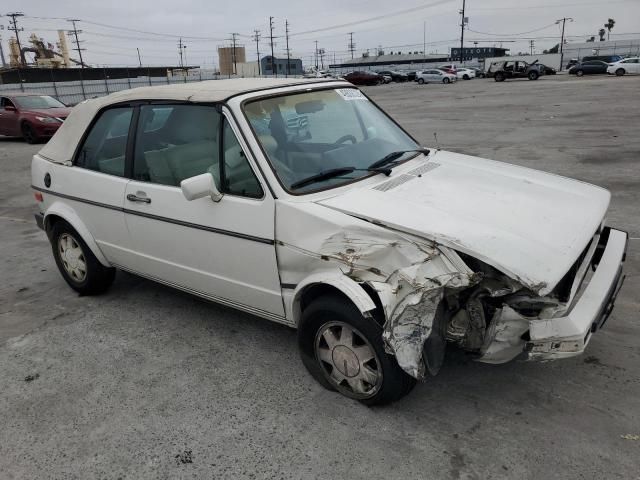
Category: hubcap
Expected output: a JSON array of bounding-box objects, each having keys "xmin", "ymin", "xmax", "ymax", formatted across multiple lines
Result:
[
  {"xmin": 315, "ymin": 321, "xmax": 382, "ymax": 399},
  {"xmin": 58, "ymin": 233, "xmax": 87, "ymax": 282}
]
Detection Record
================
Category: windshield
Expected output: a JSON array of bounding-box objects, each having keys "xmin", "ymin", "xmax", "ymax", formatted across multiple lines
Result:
[
  {"xmin": 243, "ymin": 88, "xmax": 419, "ymax": 193},
  {"xmin": 14, "ymin": 95, "xmax": 66, "ymax": 109}
]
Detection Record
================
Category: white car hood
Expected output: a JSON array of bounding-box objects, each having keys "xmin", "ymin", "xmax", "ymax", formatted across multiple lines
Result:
[{"xmin": 317, "ymin": 152, "xmax": 610, "ymax": 295}]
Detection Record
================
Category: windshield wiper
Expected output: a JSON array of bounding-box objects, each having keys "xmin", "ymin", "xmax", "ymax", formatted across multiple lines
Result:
[
  {"xmin": 290, "ymin": 167, "xmax": 356, "ymax": 190},
  {"xmin": 367, "ymin": 148, "xmax": 430, "ymax": 172}
]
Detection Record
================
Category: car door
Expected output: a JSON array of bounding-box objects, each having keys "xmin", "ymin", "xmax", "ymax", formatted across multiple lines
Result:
[
  {"xmin": 122, "ymin": 103, "xmax": 284, "ymax": 318},
  {"xmin": 625, "ymin": 58, "xmax": 640, "ymax": 73},
  {"xmin": 0, "ymin": 97, "xmax": 19, "ymax": 136},
  {"xmin": 53, "ymin": 105, "xmax": 134, "ymax": 265}
]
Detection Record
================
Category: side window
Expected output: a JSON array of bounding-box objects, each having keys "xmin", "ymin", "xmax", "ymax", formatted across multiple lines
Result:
[
  {"xmin": 1, "ymin": 97, "xmax": 15, "ymax": 108},
  {"xmin": 75, "ymin": 107, "xmax": 133, "ymax": 177},
  {"xmin": 133, "ymin": 104, "xmax": 220, "ymax": 186},
  {"xmin": 221, "ymin": 119, "xmax": 263, "ymax": 198}
]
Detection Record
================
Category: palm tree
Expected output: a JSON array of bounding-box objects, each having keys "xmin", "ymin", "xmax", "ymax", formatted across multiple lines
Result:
[{"xmin": 604, "ymin": 18, "xmax": 615, "ymax": 41}]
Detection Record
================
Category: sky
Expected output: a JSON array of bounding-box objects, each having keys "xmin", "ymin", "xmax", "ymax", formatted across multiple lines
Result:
[{"xmin": 2, "ymin": 0, "xmax": 639, "ymax": 69}]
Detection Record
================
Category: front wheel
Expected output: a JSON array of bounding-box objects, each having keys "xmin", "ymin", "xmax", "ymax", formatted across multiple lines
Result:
[
  {"xmin": 494, "ymin": 72, "xmax": 505, "ymax": 82},
  {"xmin": 21, "ymin": 123, "xmax": 39, "ymax": 144},
  {"xmin": 417, "ymin": 78, "xmax": 425, "ymax": 84},
  {"xmin": 528, "ymin": 71, "xmax": 539, "ymax": 80},
  {"xmin": 463, "ymin": 74, "xmax": 470, "ymax": 80},
  {"xmin": 51, "ymin": 220, "xmax": 116, "ymax": 295},
  {"xmin": 298, "ymin": 295, "xmax": 416, "ymax": 405},
  {"xmin": 576, "ymin": 70, "xmax": 584, "ymax": 77},
  {"xmin": 615, "ymin": 68, "xmax": 625, "ymax": 76}
]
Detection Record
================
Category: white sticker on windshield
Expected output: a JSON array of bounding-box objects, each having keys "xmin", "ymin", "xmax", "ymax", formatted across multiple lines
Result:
[{"xmin": 336, "ymin": 89, "xmax": 368, "ymax": 101}]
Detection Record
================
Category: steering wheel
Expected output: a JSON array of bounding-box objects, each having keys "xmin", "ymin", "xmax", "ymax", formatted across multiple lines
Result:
[{"xmin": 334, "ymin": 134, "xmax": 357, "ymax": 145}]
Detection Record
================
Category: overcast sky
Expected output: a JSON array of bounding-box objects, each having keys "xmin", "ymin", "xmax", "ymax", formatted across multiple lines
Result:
[{"xmin": 4, "ymin": 0, "xmax": 639, "ymax": 69}]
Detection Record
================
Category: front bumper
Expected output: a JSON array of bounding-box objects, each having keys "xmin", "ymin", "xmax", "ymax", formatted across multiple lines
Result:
[
  {"xmin": 526, "ymin": 228, "xmax": 628, "ymax": 359},
  {"xmin": 35, "ymin": 212, "xmax": 44, "ymax": 231}
]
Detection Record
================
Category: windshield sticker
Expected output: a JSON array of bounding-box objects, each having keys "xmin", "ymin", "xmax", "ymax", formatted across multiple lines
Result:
[{"xmin": 336, "ymin": 89, "xmax": 368, "ymax": 101}]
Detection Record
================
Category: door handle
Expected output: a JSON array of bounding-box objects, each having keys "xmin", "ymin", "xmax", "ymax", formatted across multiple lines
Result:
[{"xmin": 126, "ymin": 193, "xmax": 151, "ymax": 204}]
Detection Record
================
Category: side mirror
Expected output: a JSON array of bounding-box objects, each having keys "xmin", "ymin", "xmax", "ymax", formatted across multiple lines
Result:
[
  {"xmin": 180, "ymin": 173, "xmax": 223, "ymax": 203},
  {"xmin": 4, "ymin": 105, "xmax": 17, "ymax": 112}
]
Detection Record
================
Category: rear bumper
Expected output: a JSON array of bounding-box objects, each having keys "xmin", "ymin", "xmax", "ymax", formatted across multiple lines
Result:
[{"xmin": 526, "ymin": 227, "xmax": 628, "ymax": 360}]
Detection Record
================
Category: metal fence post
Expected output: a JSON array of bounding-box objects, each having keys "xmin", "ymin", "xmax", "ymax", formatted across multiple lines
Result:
[
  {"xmin": 17, "ymin": 69, "xmax": 25, "ymax": 92},
  {"xmin": 103, "ymin": 68, "xmax": 110, "ymax": 95},
  {"xmin": 79, "ymin": 69, "xmax": 86, "ymax": 100},
  {"xmin": 148, "ymin": 68, "xmax": 152, "ymax": 86},
  {"xmin": 127, "ymin": 68, "xmax": 132, "ymax": 89},
  {"xmin": 50, "ymin": 69, "xmax": 59, "ymax": 98}
]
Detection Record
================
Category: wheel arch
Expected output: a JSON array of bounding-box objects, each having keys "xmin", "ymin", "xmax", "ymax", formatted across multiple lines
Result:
[
  {"xmin": 44, "ymin": 202, "xmax": 111, "ymax": 267},
  {"xmin": 291, "ymin": 273, "xmax": 380, "ymax": 327}
]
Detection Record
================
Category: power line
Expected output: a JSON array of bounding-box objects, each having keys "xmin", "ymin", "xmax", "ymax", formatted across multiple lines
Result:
[
  {"xmin": 467, "ymin": 23, "xmax": 558, "ymax": 36},
  {"xmin": 67, "ymin": 19, "xmax": 87, "ymax": 68}
]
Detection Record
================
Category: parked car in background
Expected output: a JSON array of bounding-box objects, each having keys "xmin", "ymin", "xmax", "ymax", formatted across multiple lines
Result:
[
  {"xmin": 455, "ymin": 68, "xmax": 476, "ymax": 80},
  {"xmin": 582, "ymin": 55, "xmax": 622, "ymax": 64},
  {"xmin": 376, "ymin": 70, "xmax": 408, "ymax": 82},
  {"xmin": 380, "ymin": 74, "xmax": 393, "ymax": 84},
  {"xmin": 0, "ymin": 93, "xmax": 71, "ymax": 144},
  {"xmin": 416, "ymin": 69, "xmax": 457, "ymax": 84},
  {"xmin": 471, "ymin": 67, "xmax": 486, "ymax": 78},
  {"xmin": 569, "ymin": 60, "xmax": 609, "ymax": 76},
  {"xmin": 344, "ymin": 71, "xmax": 383, "ymax": 85},
  {"xmin": 487, "ymin": 60, "xmax": 544, "ymax": 81},
  {"xmin": 607, "ymin": 57, "xmax": 640, "ymax": 76},
  {"xmin": 31, "ymin": 78, "xmax": 628, "ymax": 405},
  {"xmin": 438, "ymin": 64, "xmax": 458, "ymax": 75},
  {"xmin": 405, "ymin": 71, "xmax": 417, "ymax": 81}
]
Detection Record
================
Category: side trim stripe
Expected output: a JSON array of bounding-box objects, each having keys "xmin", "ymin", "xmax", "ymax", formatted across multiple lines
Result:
[{"xmin": 32, "ymin": 185, "xmax": 275, "ymax": 245}]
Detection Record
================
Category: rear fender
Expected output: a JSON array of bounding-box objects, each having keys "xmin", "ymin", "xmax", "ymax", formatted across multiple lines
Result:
[{"xmin": 44, "ymin": 200, "xmax": 111, "ymax": 267}]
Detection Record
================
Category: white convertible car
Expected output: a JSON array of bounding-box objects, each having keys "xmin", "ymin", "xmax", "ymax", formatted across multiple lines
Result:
[{"xmin": 31, "ymin": 78, "xmax": 627, "ymax": 405}]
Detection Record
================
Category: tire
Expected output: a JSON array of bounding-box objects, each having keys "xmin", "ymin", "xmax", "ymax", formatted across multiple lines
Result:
[
  {"xmin": 576, "ymin": 70, "xmax": 584, "ymax": 77},
  {"xmin": 463, "ymin": 74, "xmax": 469, "ymax": 80},
  {"xmin": 443, "ymin": 77, "xmax": 450, "ymax": 84},
  {"xmin": 528, "ymin": 71, "xmax": 539, "ymax": 80},
  {"xmin": 494, "ymin": 72, "xmax": 505, "ymax": 82},
  {"xmin": 50, "ymin": 220, "xmax": 115, "ymax": 295},
  {"xmin": 615, "ymin": 68, "xmax": 625, "ymax": 76},
  {"xmin": 21, "ymin": 122, "xmax": 39, "ymax": 144},
  {"xmin": 417, "ymin": 78, "xmax": 425, "ymax": 84},
  {"xmin": 298, "ymin": 294, "xmax": 416, "ymax": 406}
]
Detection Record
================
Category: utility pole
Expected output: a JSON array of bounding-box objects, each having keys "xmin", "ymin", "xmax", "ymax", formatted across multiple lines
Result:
[
  {"xmin": 230, "ymin": 32, "xmax": 239, "ymax": 75},
  {"xmin": 348, "ymin": 32, "xmax": 355, "ymax": 59},
  {"xmin": 314, "ymin": 40, "xmax": 319, "ymax": 71},
  {"xmin": 529, "ymin": 40, "xmax": 535, "ymax": 55},
  {"xmin": 137, "ymin": 47, "xmax": 142, "ymax": 67},
  {"xmin": 423, "ymin": 21, "xmax": 426, "ymax": 56},
  {"xmin": 269, "ymin": 16, "xmax": 276, "ymax": 77},
  {"xmin": 178, "ymin": 37, "xmax": 184, "ymax": 68},
  {"xmin": 285, "ymin": 20, "xmax": 291, "ymax": 77},
  {"xmin": 67, "ymin": 19, "xmax": 86, "ymax": 68},
  {"xmin": 459, "ymin": 0, "xmax": 466, "ymax": 63},
  {"xmin": 253, "ymin": 29, "xmax": 261, "ymax": 75},
  {"xmin": 6, "ymin": 12, "xmax": 25, "ymax": 66},
  {"xmin": 555, "ymin": 17, "xmax": 573, "ymax": 71}
]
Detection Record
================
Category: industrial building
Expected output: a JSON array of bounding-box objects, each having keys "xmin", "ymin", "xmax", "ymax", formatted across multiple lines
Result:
[
  {"xmin": 218, "ymin": 46, "xmax": 247, "ymax": 76},
  {"xmin": 260, "ymin": 56, "xmax": 303, "ymax": 76}
]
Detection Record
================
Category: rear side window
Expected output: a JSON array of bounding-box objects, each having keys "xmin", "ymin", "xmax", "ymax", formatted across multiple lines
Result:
[{"xmin": 75, "ymin": 107, "xmax": 133, "ymax": 177}]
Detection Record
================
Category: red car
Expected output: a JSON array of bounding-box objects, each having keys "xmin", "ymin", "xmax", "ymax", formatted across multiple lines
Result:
[
  {"xmin": 343, "ymin": 71, "xmax": 383, "ymax": 86},
  {"xmin": 0, "ymin": 93, "xmax": 71, "ymax": 143}
]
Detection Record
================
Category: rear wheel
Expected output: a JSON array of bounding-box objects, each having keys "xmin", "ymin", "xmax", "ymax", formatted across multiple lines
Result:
[
  {"xmin": 528, "ymin": 70, "xmax": 539, "ymax": 80},
  {"xmin": 417, "ymin": 78, "xmax": 425, "ymax": 84},
  {"xmin": 21, "ymin": 122, "xmax": 39, "ymax": 144},
  {"xmin": 443, "ymin": 77, "xmax": 451, "ymax": 84},
  {"xmin": 615, "ymin": 68, "xmax": 625, "ymax": 76},
  {"xmin": 298, "ymin": 294, "xmax": 416, "ymax": 405},
  {"xmin": 50, "ymin": 220, "xmax": 116, "ymax": 295},
  {"xmin": 576, "ymin": 70, "xmax": 584, "ymax": 77},
  {"xmin": 494, "ymin": 72, "xmax": 505, "ymax": 82},
  {"xmin": 463, "ymin": 74, "xmax": 470, "ymax": 80}
]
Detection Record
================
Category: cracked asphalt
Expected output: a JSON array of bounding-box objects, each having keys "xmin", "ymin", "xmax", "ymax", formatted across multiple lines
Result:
[{"xmin": 1, "ymin": 74, "xmax": 639, "ymax": 479}]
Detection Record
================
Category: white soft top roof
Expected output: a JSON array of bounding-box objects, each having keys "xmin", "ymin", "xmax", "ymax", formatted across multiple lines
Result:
[{"xmin": 39, "ymin": 78, "xmax": 337, "ymax": 163}]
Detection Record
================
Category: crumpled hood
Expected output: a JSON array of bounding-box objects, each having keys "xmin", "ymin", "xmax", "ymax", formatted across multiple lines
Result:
[{"xmin": 317, "ymin": 151, "xmax": 610, "ymax": 295}]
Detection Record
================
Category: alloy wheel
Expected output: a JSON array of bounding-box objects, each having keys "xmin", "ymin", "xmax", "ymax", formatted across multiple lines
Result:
[
  {"xmin": 314, "ymin": 321, "xmax": 383, "ymax": 399},
  {"xmin": 58, "ymin": 233, "xmax": 87, "ymax": 282}
]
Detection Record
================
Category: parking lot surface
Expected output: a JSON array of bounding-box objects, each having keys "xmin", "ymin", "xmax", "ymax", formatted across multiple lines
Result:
[{"xmin": 1, "ymin": 74, "xmax": 639, "ymax": 479}]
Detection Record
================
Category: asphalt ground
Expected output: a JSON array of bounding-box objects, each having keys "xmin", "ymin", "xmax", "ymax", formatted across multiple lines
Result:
[{"xmin": 1, "ymin": 73, "xmax": 639, "ymax": 479}]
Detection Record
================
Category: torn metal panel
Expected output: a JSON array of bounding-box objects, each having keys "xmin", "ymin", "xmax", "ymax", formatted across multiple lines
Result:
[{"xmin": 477, "ymin": 306, "xmax": 530, "ymax": 364}]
